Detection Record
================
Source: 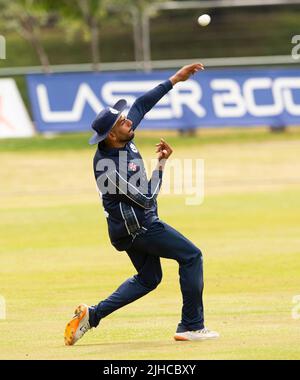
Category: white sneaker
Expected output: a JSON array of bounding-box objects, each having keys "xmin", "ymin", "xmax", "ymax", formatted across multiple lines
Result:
[
  {"xmin": 64, "ymin": 304, "xmax": 91, "ymax": 346},
  {"xmin": 174, "ymin": 327, "xmax": 219, "ymax": 341}
]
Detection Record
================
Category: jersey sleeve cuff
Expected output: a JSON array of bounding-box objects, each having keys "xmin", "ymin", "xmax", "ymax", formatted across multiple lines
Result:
[{"xmin": 162, "ymin": 79, "xmax": 173, "ymax": 92}]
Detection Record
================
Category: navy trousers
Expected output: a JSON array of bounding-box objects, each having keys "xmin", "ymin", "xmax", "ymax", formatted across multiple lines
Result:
[{"xmin": 89, "ymin": 220, "xmax": 204, "ymax": 332}]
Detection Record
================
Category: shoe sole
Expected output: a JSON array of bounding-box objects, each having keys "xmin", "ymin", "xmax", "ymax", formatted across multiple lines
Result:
[
  {"xmin": 174, "ymin": 335, "xmax": 219, "ymax": 341},
  {"xmin": 174, "ymin": 335, "xmax": 189, "ymax": 341},
  {"xmin": 64, "ymin": 304, "xmax": 87, "ymax": 346}
]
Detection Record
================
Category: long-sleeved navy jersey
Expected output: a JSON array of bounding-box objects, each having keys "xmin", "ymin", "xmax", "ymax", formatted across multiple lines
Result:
[{"xmin": 93, "ymin": 80, "xmax": 173, "ymax": 251}]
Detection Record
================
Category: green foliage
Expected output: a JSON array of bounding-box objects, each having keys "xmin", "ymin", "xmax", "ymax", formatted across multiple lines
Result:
[
  {"xmin": 112, "ymin": 0, "xmax": 164, "ymax": 12},
  {"xmin": 0, "ymin": 0, "xmax": 51, "ymax": 35},
  {"xmin": 1, "ymin": 4, "xmax": 299, "ymax": 67},
  {"xmin": 0, "ymin": 0, "xmax": 53, "ymax": 69},
  {"xmin": 46, "ymin": 0, "xmax": 111, "ymax": 42}
]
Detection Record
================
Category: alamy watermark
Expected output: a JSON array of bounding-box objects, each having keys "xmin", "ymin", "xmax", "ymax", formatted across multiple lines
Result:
[
  {"xmin": 0, "ymin": 35, "xmax": 6, "ymax": 59},
  {"xmin": 291, "ymin": 295, "xmax": 300, "ymax": 320},
  {"xmin": 291, "ymin": 35, "xmax": 300, "ymax": 60},
  {"xmin": 0, "ymin": 295, "xmax": 6, "ymax": 320},
  {"xmin": 96, "ymin": 153, "xmax": 204, "ymax": 206}
]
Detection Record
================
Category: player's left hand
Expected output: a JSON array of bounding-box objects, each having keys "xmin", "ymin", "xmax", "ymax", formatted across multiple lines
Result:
[
  {"xmin": 156, "ymin": 138, "xmax": 173, "ymax": 160},
  {"xmin": 170, "ymin": 63, "xmax": 204, "ymax": 85}
]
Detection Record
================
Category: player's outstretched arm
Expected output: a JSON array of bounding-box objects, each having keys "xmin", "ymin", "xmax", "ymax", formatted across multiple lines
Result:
[
  {"xmin": 127, "ymin": 63, "xmax": 204, "ymax": 131},
  {"xmin": 127, "ymin": 81, "xmax": 173, "ymax": 131}
]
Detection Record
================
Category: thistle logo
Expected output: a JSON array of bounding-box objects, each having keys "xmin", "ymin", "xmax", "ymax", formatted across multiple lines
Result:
[
  {"xmin": 109, "ymin": 107, "xmax": 119, "ymax": 115},
  {"xmin": 0, "ymin": 35, "xmax": 6, "ymax": 59}
]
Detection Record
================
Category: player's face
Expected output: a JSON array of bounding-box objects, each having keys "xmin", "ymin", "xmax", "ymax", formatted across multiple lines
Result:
[{"xmin": 113, "ymin": 115, "xmax": 135, "ymax": 143}]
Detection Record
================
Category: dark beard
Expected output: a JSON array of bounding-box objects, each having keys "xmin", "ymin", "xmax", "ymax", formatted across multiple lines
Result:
[{"xmin": 120, "ymin": 132, "xmax": 135, "ymax": 143}]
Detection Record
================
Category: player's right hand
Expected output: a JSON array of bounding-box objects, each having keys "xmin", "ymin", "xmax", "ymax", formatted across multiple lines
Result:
[{"xmin": 170, "ymin": 63, "xmax": 204, "ymax": 85}]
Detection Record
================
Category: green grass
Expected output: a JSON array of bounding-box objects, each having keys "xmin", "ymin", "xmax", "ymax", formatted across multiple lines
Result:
[
  {"xmin": 1, "ymin": 127, "xmax": 300, "ymax": 152},
  {"xmin": 0, "ymin": 132, "xmax": 300, "ymax": 359}
]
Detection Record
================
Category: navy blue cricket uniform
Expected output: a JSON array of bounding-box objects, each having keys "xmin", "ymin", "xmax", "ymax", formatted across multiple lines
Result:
[{"xmin": 89, "ymin": 80, "xmax": 204, "ymax": 333}]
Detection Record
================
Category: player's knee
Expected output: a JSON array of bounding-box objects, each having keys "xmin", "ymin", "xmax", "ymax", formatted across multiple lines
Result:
[
  {"xmin": 137, "ymin": 269, "xmax": 162, "ymax": 291},
  {"xmin": 195, "ymin": 247, "xmax": 202, "ymax": 259},
  {"xmin": 189, "ymin": 247, "xmax": 202, "ymax": 263},
  {"xmin": 148, "ymin": 269, "xmax": 163, "ymax": 290},
  {"xmin": 156, "ymin": 269, "xmax": 163, "ymax": 286}
]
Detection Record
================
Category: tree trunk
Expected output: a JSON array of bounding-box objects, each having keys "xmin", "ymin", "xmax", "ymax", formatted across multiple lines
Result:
[
  {"xmin": 131, "ymin": 7, "xmax": 143, "ymax": 64},
  {"xmin": 90, "ymin": 16, "xmax": 100, "ymax": 71},
  {"xmin": 30, "ymin": 30, "xmax": 51, "ymax": 73},
  {"xmin": 77, "ymin": 0, "xmax": 100, "ymax": 70},
  {"xmin": 20, "ymin": 17, "xmax": 51, "ymax": 73},
  {"xmin": 141, "ymin": 9, "xmax": 152, "ymax": 72}
]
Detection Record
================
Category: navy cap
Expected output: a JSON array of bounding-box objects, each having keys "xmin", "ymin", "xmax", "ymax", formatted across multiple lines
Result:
[{"xmin": 89, "ymin": 99, "xmax": 127, "ymax": 145}]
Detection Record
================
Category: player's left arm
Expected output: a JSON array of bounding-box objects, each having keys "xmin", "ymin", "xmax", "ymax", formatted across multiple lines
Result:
[{"xmin": 127, "ymin": 63, "xmax": 204, "ymax": 130}]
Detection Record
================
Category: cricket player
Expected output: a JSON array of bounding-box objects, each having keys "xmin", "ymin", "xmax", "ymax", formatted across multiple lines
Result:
[{"xmin": 64, "ymin": 63, "xmax": 219, "ymax": 345}]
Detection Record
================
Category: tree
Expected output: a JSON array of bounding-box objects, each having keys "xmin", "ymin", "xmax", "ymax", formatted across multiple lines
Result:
[
  {"xmin": 111, "ymin": 0, "xmax": 166, "ymax": 66},
  {"xmin": 49, "ymin": 0, "xmax": 114, "ymax": 71},
  {"xmin": 0, "ymin": 0, "xmax": 52, "ymax": 72}
]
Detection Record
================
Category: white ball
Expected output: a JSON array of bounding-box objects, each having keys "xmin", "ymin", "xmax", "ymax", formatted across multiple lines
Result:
[{"xmin": 197, "ymin": 14, "xmax": 211, "ymax": 27}]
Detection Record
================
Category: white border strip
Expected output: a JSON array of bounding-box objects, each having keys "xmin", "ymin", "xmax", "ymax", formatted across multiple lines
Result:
[{"xmin": 0, "ymin": 55, "xmax": 298, "ymax": 77}]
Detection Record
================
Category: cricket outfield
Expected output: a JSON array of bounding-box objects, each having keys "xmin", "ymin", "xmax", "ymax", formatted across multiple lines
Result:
[{"xmin": 0, "ymin": 128, "xmax": 300, "ymax": 359}]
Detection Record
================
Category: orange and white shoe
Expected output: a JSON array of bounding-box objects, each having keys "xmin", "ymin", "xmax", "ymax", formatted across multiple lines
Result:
[
  {"xmin": 174, "ymin": 327, "xmax": 219, "ymax": 341},
  {"xmin": 64, "ymin": 304, "xmax": 91, "ymax": 346}
]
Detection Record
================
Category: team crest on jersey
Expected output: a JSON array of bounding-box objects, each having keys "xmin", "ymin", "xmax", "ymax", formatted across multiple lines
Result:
[
  {"xmin": 128, "ymin": 162, "xmax": 138, "ymax": 172},
  {"xmin": 129, "ymin": 143, "xmax": 138, "ymax": 153}
]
